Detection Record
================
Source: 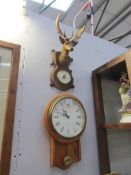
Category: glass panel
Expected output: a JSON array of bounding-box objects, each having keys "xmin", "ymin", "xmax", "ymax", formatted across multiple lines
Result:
[
  {"xmin": 107, "ymin": 130, "xmax": 131, "ymax": 175},
  {"xmin": 0, "ymin": 47, "xmax": 12, "ymax": 157},
  {"xmin": 101, "ymin": 79, "xmax": 122, "ymax": 123}
]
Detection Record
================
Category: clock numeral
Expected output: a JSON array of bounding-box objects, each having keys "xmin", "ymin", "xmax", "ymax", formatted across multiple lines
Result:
[
  {"xmin": 77, "ymin": 116, "xmax": 82, "ymax": 119},
  {"xmin": 53, "ymin": 116, "xmax": 58, "ymax": 118},
  {"xmin": 76, "ymin": 108, "xmax": 80, "ymax": 112},
  {"xmin": 60, "ymin": 126, "xmax": 64, "ymax": 133},
  {"xmin": 76, "ymin": 121, "xmax": 80, "ymax": 126},
  {"xmin": 60, "ymin": 101, "xmax": 64, "ymax": 107},
  {"xmin": 54, "ymin": 107, "xmax": 60, "ymax": 112},
  {"xmin": 66, "ymin": 99, "xmax": 73, "ymax": 106},
  {"xmin": 54, "ymin": 110, "xmax": 62, "ymax": 116},
  {"xmin": 67, "ymin": 129, "xmax": 70, "ymax": 135},
  {"xmin": 55, "ymin": 121, "xmax": 60, "ymax": 127},
  {"xmin": 73, "ymin": 128, "xmax": 77, "ymax": 133}
]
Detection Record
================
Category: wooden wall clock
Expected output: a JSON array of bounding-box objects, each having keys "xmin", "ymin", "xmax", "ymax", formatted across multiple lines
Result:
[
  {"xmin": 50, "ymin": 60, "xmax": 74, "ymax": 91},
  {"xmin": 44, "ymin": 93, "xmax": 87, "ymax": 169}
]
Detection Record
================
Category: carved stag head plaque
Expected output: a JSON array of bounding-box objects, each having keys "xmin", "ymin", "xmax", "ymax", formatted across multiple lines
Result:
[{"xmin": 50, "ymin": 15, "xmax": 86, "ymax": 91}]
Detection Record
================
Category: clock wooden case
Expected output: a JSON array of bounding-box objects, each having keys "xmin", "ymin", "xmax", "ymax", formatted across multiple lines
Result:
[
  {"xmin": 44, "ymin": 93, "xmax": 87, "ymax": 169},
  {"xmin": 50, "ymin": 51, "xmax": 74, "ymax": 91},
  {"xmin": 92, "ymin": 50, "xmax": 131, "ymax": 175}
]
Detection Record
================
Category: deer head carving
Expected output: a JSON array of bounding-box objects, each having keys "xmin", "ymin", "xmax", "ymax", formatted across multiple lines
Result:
[{"xmin": 55, "ymin": 15, "xmax": 86, "ymax": 66}]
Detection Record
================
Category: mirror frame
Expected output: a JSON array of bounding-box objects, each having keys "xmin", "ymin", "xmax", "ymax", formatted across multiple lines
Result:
[{"xmin": 0, "ymin": 40, "xmax": 21, "ymax": 175}]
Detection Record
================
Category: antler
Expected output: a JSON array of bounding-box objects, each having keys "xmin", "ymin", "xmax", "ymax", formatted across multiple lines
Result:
[
  {"xmin": 72, "ymin": 25, "xmax": 86, "ymax": 44},
  {"xmin": 56, "ymin": 15, "xmax": 74, "ymax": 40},
  {"xmin": 56, "ymin": 15, "xmax": 66, "ymax": 39}
]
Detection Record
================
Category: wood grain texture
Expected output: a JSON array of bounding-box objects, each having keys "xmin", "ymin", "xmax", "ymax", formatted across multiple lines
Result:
[
  {"xmin": 0, "ymin": 40, "xmax": 21, "ymax": 175},
  {"xmin": 125, "ymin": 50, "xmax": 131, "ymax": 85},
  {"xmin": 92, "ymin": 74, "xmax": 110, "ymax": 175},
  {"xmin": 92, "ymin": 50, "xmax": 131, "ymax": 75},
  {"xmin": 50, "ymin": 138, "xmax": 81, "ymax": 169}
]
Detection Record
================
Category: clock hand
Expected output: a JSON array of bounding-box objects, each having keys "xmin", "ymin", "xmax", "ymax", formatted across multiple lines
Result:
[
  {"xmin": 56, "ymin": 109, "xmax": 67, "ymax": 118},
  {"xmin": 62, "ymin": 109, "xmax": 70, "ymax": 119},
  {"xmin": 62, "ymin": 75, "xmax": 66, "ymax": 79},
  {"xmin": 55, "ymin": 111, "xmax": 65, "ymax": 116},
  {"xmin": 62, "ymin": 108, "xmax": 66, "ymax": 114},
  {"xmin": 65, "ymin": 113, "xmax": 70, "ymax": 119}
]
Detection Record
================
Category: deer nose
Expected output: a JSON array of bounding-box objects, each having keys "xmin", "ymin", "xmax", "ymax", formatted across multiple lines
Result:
[{"xmin": 70, "ymin": 48, "xmax": 73, "ymax": 51}]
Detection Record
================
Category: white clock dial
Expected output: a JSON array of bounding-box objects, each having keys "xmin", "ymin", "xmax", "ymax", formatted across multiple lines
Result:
[
  {"xmin": 51, "ymin": 97, "xmax": 86, "ymax": 138},
  {"xmin": 57, "ymin": 70, "xmax": 71, "ymax": 84}
]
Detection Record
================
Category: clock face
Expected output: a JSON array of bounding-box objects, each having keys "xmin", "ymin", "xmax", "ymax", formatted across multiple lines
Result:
[
  {"xmin": 57, "ymin": 70, "xmax": 71, "ymax": 84},
  {"xmin": 50, "ymin": 97, "xmax": 86, "ymax": 138}
]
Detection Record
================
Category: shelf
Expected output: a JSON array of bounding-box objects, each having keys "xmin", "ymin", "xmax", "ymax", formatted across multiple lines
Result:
[
  {"xmin": 92, "ymin": 50, "xmax": 131, "ymax": 175},
  {"xmin": 103, "ymin": 123, "xmax": 131, "ymax": 129}
]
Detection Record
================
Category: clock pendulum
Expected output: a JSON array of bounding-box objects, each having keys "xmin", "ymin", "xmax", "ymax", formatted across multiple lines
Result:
[{"xmin": 44, "ymin": 93, "xmax": 87, "ymax": 169}]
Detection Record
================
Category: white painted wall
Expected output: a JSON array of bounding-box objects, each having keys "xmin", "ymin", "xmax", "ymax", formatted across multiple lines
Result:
[{"xmin": 0, "ymin": 11, "xmax": 127, "ymax": 175}]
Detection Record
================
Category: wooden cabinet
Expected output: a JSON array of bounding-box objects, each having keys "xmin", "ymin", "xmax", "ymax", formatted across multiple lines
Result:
[{"xmin": 92, "ymin": 50, "xmax": 131, "ymax": 175}]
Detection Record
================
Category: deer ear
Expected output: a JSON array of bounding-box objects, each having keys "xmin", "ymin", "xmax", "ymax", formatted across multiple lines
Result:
[
  {"xmin": 59, "ymin": 36, "xmax": 65, "ymax": 44},
  {"xmin": 72, "ymin": 41, "xmax": 78, "ymax": 46}
]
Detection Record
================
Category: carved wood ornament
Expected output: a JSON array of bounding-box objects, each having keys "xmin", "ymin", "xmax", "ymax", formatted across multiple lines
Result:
[{"xmin": 50, "ymin": 15, "xmax": 86, "ymax": 91}]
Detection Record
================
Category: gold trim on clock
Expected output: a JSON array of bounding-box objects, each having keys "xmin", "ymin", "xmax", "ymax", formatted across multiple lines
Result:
[{"xmin": 44, "ymin": 93, "xmax": 87, "ymax": 144}]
